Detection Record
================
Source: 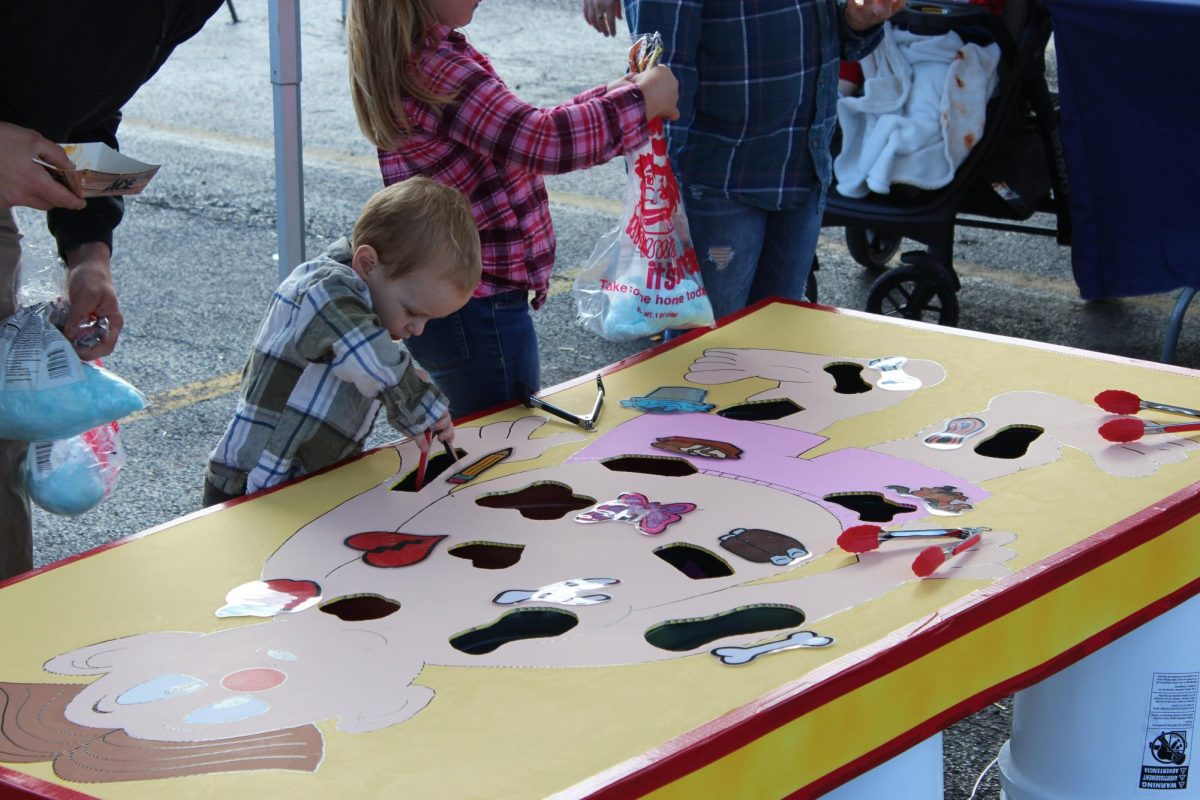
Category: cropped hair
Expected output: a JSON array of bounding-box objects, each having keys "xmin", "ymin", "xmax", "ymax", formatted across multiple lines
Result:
[
  {"xmin": 353, "ymin": 177, "xmax": 481, "ymax": 290},
  {"xmin": 347, "ymin": 0, "xmax": 455, "ymax": 149}
]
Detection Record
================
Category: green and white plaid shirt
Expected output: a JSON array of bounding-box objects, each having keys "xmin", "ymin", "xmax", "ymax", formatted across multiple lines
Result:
[{"xmin": 206, "ymin": 245, "xmax": 448, "ymax": 496}]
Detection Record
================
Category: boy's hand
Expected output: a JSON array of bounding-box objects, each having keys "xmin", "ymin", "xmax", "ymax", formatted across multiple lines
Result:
[
  {"xmin": 426, "ymin": 412, "xmax": 454, "ymax": 449},
  {"xmin": 634, "ymin": 66, "xmax": 680, "ymax": 122},
  {"xmin": 844, "ymin": 0, "xmax": 906, "ymax": 32},
  {"xmin": 0, "ymin": 122, "xmax": 87, "ymax": 211}
]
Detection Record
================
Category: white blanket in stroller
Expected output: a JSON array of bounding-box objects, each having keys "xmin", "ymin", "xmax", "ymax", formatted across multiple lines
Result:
[{"xmin": 833, "ymin": 23, "xmax": 1001, "ymax": 198}]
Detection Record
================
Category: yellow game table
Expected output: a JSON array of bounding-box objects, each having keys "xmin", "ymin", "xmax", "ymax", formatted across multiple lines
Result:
[{"xmin": 2, "ymin": 300, "xmax": 1198, "ymax": 799}]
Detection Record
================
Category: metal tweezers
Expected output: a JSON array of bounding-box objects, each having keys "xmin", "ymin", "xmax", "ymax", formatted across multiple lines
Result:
[{"xmin": 519, "ymin": 375, "xmax": 605, "ymax": 431}]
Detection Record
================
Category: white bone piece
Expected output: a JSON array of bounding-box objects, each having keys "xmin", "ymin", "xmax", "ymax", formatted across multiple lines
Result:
[
  {"xmin": 867, "ymin": 356, "xmax": 922, "ymax": 391},
  {"xmin": 711, "ymin": 630, "xmax": 835, "ymax": 666}
]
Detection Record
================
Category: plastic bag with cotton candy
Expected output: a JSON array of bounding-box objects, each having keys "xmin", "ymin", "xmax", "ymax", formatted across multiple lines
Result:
[
  {"xmin": 573, "ymin": 34, "xmax": 714, "ymax": 342},
  {"xmin": 25, "ymin": 420, "xmax": 126, "ymax": 516},
  {"xmin": 0, "ymin": 303, "xmax": 146, "ymax": 441}
]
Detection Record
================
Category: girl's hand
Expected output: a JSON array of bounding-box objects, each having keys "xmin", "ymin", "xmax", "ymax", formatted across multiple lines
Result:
[
  {"xmin": 844, "ymin": 0, "xmax": 906, "ymax": 32},
  {"xmin": 634, "ymin": 65, "xmax": 679, "ymax": 122}
]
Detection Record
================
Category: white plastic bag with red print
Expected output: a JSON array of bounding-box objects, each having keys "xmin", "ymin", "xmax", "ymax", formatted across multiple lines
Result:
[{"xmin": 574, "ymin": 36, "xmax": 714, "ymax": 342}]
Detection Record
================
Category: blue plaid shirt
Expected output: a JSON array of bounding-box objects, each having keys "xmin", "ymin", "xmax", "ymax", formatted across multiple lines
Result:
[{"xmin": 626, "ymin": 0, "xmax": 883, "ymax": 210}]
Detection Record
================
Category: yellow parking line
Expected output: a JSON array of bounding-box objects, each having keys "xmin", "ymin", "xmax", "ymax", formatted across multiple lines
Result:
[{"xmin": 125, "ymin": 370, "xmax": 241, "ymax": 423}]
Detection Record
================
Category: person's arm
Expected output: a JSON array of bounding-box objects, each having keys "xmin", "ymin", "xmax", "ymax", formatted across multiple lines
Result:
[
  {"xmin": 419, "ymin": 50, "xmax": 670, "ymax": 175},
  {"xmin": 292, "ymin": 277, "xmax": 449, "ymax": 438}
]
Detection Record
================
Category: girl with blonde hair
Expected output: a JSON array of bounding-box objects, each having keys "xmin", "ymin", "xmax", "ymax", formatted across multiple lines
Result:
[{"xmin": 347, "ymin": 0, "xmax": 678, "ymax": 417}]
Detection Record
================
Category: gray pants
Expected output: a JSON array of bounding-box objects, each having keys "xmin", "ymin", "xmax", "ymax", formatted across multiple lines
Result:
[{"xmin": 0, "ymin": 208, "xmax": 32, "ymax": 580}]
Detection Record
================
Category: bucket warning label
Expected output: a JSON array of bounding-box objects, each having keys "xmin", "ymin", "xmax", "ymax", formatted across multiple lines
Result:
[{"xmin": 1141, "ymin": 672, "xmax": 1198, "ymax": 790}]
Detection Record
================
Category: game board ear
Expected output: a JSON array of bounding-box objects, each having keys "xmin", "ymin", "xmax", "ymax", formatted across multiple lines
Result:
[
  {"xmin": 44, "ymin": 632, "xmax": 202, "ymax": 675},
  {"xmin": 335, "ymin": 684, "xmax": 434, "ymax": 733},
  {"xmin": 905, "ymin": 358, "xmax": 948, "ymax": 389}
]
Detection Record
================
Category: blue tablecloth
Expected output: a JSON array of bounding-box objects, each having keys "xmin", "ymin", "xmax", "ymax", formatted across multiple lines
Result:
[{"xmin": 1045, "ymin": 0, "xmax": 1200, "ymax": 299}]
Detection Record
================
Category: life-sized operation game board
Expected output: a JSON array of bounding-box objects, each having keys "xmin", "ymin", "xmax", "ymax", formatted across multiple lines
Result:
[{"xmin": 3, "ymin": 301, "xmax": 1200, "ymax": 799}]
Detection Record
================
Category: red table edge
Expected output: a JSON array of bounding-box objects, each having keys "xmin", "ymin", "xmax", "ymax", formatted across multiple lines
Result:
[
  {"xmin": 571, "ymin": 483, "xmax": 1200, "ymax": 799},
  {"xmin": 3, "ymin": 300, "xmax": 1195, "ymax": 800}
]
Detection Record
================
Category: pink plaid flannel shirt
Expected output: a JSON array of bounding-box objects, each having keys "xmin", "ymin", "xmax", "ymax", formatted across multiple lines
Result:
[{"xmin": 378, "ymin": 25, "xmax": 650, "ymax": 308}]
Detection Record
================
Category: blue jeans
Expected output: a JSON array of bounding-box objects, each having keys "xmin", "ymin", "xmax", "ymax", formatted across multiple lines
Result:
[
  {"xmin": 0, "ymin": 208, "xmax": 31, "ymax": 580},
  {"xmin": 683, "ymin": 187, "xmax": 825, "ymax": 322},
  {"xmin": 403, "ymin": 290, "xmax": 540, "ymax": 420}
]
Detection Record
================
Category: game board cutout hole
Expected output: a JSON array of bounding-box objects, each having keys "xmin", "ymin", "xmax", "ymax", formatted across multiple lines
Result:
[
  {"xmin": 717, "ymin": 399, "xmax": 803, "ymax": 421},
  {"xmin": 645, "ymin": 604, "xmax": 805, "ymax": 652},
  {"xmin": 390, "ymin": 450, "xmax": 464, "ymax": 492},
  {"xmin": 973, "ymin": 425, "xmax": 1045, "ymax": 459},
  {"xmin": 654, "ymin": 544, "xmax": 735, "ymax": 579},
  {"xmin": 450, "ymin": 608, "xmax": 579, "ymax": 655},
  {"xmin": 823, "ymin": 363, "xmax": 873, "ymax": 394},
  {"xmin": 601, "ymin": 455, "xmax": 697, "ymax": 477},
  {"xmin": 475, "ymin": 482, "xmax": 596, "ymax": 520},
  {"xmin": 319, "ymin": 594, "xmax": 401, "ymax": 621},
  {"xmin": 824, "ymin": 492, "xmax": 917, "ymax": 522},
  {"xmin": 450, "ymin": 541, "xmax": 525, "ymax": 570}
]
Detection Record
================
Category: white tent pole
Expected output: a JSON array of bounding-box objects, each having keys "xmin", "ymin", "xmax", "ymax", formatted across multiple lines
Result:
[{"xmin": 269, "ymin": 0, "xmax": 306, "ymax": 280}]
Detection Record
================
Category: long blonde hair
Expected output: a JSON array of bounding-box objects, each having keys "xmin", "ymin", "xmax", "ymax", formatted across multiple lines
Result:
[{"xmin": 347, "ymin": 0, "xmax": 454, "ymax": 150}]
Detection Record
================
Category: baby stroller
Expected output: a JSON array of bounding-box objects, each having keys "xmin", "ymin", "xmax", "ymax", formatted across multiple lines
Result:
[{"xmin": 820, "ymin": 0, "xmax": 1069, "ymax": 326}]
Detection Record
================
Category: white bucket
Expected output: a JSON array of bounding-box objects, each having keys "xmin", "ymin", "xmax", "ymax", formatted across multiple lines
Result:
[
  {"xmin": 823, "ymin": 732, "xmax": 944, "ymax": 799},
  {"xmin": 999, "ymin": 594, "xmax": 1200, "ymax": 799}
]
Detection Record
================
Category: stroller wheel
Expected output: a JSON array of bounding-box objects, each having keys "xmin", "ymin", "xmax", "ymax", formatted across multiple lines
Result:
[
  {"xmin": 846, "ymin": 226, "xmax": 902, "ymax": 271},
  {"xmin": 865, "ymin": 263, "xmax": 960, "ymax": 326}
]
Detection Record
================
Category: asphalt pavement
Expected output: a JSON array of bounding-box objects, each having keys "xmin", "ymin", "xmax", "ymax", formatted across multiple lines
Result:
[{"xmin": 17, "ymin": 1, "xmax": 1200, "ymax": 797}]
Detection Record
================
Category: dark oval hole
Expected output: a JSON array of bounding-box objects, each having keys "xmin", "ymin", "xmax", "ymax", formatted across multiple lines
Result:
[
  {"xmin": 823, "ymin": 363, "xmax": 873, "ymax": 394},
  {"xmin": 391, "ymin": 450, "xmax": 464, "ymax": 492},
  {"xmin": 601, "ymin": 455, "xmax": 697, "ymax": 477},
  {"xmin": 319, "ymin": 594, "xmax": 401, "ymax": 621},
  {"xmin": 973, "ymin": 426, "xmax": 1045, "ymax": 459},
  {"xmin": 450, "ymin": 608, "xmax": 578, "ymax": 655},
  {"xmin": 449, "ymin": 542, "xmax": 524, "ymax": 569},
  {"xmin": 824, "ymin": 492, "xmax": 917, "ymax": 523},
  {"xmin": 717, "ymin": 399, "xmax": 803, "ymax": 421},
  {"xmin": 645, "ymin": 605, "xmax": 805, "ymax": 652},
  {"xmin": 654, "ymin": 544, "xmax": 734, "ymax": 579},
  {"xmin": 475, "ymin": 482, "xmax": 595, "ymax": 520}
]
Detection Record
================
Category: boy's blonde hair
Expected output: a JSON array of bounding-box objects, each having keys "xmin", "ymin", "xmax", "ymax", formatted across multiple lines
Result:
[
  {"xmin": 347, "ymin": 0, "xmax": 454, "ymax": 150},
  {"xmin": 353, "ymin": 177, "xmax": 481, "ymax": 290}
]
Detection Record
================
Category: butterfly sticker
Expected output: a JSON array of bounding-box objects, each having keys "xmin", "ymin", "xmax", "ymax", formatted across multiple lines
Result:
[{"xmin": 574, "ymin": 492, "xmax": 696, "ymax": 536}]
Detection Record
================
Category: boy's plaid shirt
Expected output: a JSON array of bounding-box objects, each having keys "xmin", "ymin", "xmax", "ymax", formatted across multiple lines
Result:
[
  {"xmin": 378, "ymin": 24, "xmax": 649, "ymax": 309},
  {"xmin": 206, "ymin": 255, "xmax": 448, "ymax": 496}
]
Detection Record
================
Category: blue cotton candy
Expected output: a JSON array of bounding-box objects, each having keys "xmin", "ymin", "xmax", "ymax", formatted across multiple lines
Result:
[
  {"xmin": 0, "ymin": 362, "xmax": 146, "ymax": 442},
  {"xmin": 25, "ymin": 440, "xmax": 107, "ymax": 516}
]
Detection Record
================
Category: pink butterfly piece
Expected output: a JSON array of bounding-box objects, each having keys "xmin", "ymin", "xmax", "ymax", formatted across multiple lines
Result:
[{"xmin": 574, "ymin": 492, "xmax": 696, "ymax": 536}]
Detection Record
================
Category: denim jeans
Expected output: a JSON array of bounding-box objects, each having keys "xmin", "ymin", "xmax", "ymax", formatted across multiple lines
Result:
[
  {"xmin": 403, "ymin": 289, "xmax": 540, "ymax": 420},
  {"xmin": 683, "ymin": 187, "xmax": 825, "ymax": 322},
  {"xmin": 0, "ymin": 207, "xmax": 32, "ymax": 580}
]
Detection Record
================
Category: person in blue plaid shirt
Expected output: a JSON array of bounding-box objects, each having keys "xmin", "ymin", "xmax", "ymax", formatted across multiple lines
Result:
[
  {"xmin": 584, "ymin": 0, "xmax": 905, "ymax": 321},
  {"xmin": 203, "ymin": 178, "xmax": 481, "ymax": 506}
]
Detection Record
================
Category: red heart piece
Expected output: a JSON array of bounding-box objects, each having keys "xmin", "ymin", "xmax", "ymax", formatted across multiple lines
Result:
[{"xmin": 344, "ymin": 531, "xmax": 447, "ymax": 568}]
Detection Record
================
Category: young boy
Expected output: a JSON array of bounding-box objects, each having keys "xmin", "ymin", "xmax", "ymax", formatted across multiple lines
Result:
[{"xmin": 203, "ymin": 177, "xmax": 481, "ymax": 506}]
